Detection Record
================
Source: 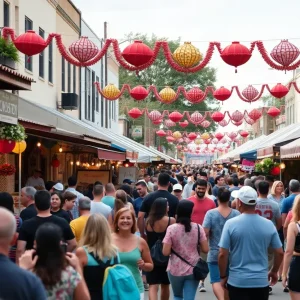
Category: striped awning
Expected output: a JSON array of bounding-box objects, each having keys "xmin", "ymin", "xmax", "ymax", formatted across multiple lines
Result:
[{"xmin": 281, "ymin": 138, "xmax": 300, "ymax": 159}]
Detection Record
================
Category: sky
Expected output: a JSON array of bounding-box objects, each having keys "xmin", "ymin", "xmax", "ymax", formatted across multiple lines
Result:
[{"xmin": 72, "ymin": 0, "xmax": 299, "ymax": 131}]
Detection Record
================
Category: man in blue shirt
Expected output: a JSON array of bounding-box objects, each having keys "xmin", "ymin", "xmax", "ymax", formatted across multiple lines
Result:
[
  {"xmin": 218, "ymin": 186, "xmax": 283, "ymax": 300},
  {"xmin": 133, "ymin": 181, "xmax": 148, "ymax": 217},
  {"xmin": 281, "ymin": 179, "xmax": 300, "ymax": 225}
]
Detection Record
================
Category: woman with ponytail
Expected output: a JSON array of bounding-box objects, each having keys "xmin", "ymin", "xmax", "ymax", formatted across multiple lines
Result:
[{"xmin": 163, "ymin": 200, "xmax": 208, "ymax": 300}]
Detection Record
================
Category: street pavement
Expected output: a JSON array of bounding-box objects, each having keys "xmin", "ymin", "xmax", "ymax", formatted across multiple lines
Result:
[{"xmin": 145, "ymin": 281, "xmax": 290, "ymax": 299}]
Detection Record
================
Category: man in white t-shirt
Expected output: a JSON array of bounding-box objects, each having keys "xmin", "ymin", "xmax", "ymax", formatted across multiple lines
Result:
[{"xmin": 25, "ymin": 169, "xmax": 45, "ymax": 188}]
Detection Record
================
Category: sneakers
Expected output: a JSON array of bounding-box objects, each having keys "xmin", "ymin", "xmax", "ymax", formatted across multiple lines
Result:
[
  {"xmin": 269, "ymin": 286, "xmax": 272, "ymax": 295},
  {"xmin": 198, "ymin": 282, "xmax": 206, "ymax": 292},
  {"xmin": 283, "ymin": 286, "xmax": 289, "ymax": 293},
  {"xmin": 143, "ymin": 282, "xmax": 149, "ymax": 291}
]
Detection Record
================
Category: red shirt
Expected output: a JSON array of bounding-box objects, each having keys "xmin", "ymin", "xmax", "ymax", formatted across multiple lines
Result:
[{"xmin": 188, "ymin": 196, "xmax": 216, "ymax": 225}]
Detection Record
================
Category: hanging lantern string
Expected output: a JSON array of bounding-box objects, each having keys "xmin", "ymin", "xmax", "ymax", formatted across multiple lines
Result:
[
  {"xmin": 3, "ymin": 27, "xmax": 300, "ymax": 72},
  {"xmin": 95, "ymin": 82, "xmax": 294, "ymax": 102}
]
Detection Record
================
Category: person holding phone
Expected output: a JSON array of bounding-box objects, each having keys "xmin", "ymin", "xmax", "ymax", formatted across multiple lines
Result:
[{"xmin": 19, "ymin": 223, "xmax": 90, "ymax": 300}]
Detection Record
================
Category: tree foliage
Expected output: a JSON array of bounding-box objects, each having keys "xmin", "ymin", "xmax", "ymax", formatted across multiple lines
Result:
[{"xmin": 118, "ymin": 33, "xmax": 219, "ymax": 149}]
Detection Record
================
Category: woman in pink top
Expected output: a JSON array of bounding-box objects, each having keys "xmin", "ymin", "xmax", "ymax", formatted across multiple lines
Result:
[{"xmin": 163, "ymin": 200, "xmax": 208, "ymax": 300}]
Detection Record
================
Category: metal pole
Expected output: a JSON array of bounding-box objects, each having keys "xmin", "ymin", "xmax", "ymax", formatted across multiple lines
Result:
[
  {"xmin": 280, "ymin": 158, "xmax": 282, "ymax": 182},
  {"xmin": 18, "ymin": 152, "xmax": 21, "ymax": 213}
]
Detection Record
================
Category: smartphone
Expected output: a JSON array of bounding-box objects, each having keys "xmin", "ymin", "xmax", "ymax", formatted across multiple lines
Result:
[{"xmin": 60, "ymin": 243, "xmax": 67, "ymax": 253}]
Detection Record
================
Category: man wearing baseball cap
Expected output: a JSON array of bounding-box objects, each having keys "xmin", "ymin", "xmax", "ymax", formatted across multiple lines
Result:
[{"xmin": 218, "ymin": 186, "xmax": 283, "ymax": 300}]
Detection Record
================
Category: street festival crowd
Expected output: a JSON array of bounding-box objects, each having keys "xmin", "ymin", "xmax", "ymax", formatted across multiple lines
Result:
[{"xmin": 1, "ymin": 165, "xmax": 300, "ymax": 300}]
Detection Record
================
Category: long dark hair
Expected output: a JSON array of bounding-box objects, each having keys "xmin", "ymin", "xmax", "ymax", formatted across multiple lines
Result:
[
  {"xmin": 176, "ymin": 200, "xmax": 194, "ymax": 232},
  {"xmin": 50, "ymin": 192, "xmax": 63, "ymax": 209},
  {"xmin": 114, "ymin": 190, "xmax": 128, "ymax": 213},
  {"xmin": 0, "ymin": 192, "xmax": 14, "ymax": 213},
  {"xmin": 147, "ymin": 198, "xmax": 168, "ymax": 227},
  {"xmin": 34, "ymin": 223, "xmax": 67, "ymax": 287}
]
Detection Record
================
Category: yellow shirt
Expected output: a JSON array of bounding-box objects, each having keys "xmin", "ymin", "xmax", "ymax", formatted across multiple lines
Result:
[{"xmin": 70, "ymin": 215, "xmax": 90, "ymax": 243}]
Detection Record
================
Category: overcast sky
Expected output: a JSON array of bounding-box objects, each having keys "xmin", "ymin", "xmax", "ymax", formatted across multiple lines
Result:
[{"xmin": 73, "ymin": 0, "xmax": 298, "ymax": 130}]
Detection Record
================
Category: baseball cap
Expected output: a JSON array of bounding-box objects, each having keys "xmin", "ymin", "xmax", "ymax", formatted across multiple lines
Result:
[
  {"xmin": 53, "ymin": 182, "xmax": 64, "ymax": 191},
  {"xmin": 123, "ymin": 179, "xmax": 134, "ymax": 184},
  {"xmin": 173, "ymin": 183, "xmax": 183, "ymax": 191},
  {"xmin": 235, "ymin": 186, "xmax": 257, "ymax": 205}
]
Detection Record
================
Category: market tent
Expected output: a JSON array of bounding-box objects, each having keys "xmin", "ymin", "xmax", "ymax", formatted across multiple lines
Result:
[
  {"xmin": 280, "ymin": 138, "xmax": 300, "ymax": 159},
  {"xmin": 240, "ymin": 150, "xmax": 257, "ymax": 161},
  {"xmin": 256, "ymin": 123, "xmax": 300, "ymax": 159}
]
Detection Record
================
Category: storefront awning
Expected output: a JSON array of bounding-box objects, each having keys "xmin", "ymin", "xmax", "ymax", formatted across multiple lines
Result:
[
  {"xmin": 98, "ymin": 148, "xmax": 126, "ymax": 161},
  {"xmin": 280, "ymin": 138, "xmax": 300, "ymax": 159},
  {"xmin": 240, "ymin": 150, "xmax": 257, "ymax": 161}
]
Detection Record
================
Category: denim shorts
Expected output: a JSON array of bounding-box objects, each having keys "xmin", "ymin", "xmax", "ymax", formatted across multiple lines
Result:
[{"xmin": 208, "ymin": 262, "xmax": 221, "ymax": 283}]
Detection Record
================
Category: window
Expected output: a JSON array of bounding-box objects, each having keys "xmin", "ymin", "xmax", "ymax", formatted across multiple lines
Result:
[
  {"xmin": 48, "ymin": 41, "xmax": 53, "ymax": 83},
  {"xmin": 61, "ymin": 58, "xmax": 65, "ymax": 91},
  {"xmin": 96, "ymin": 76, "xmax": 99, "ymax": 112},
  {"xmin": 39, "ymin": 28, "xmax": 45, "ymax": 78},
  {"xmin": 3, "ymin": 1, "xmax": 9, "ymax": 27},
  {"xmin": 92, "ymin": 71, "xmax": 95, "ymax": 122},
  {"xmin": 25, "ymin": 17, "xmax": 33, "ymax": 71},
  {"xmin": 101, "ymin": 96, "xmax": 104, "ymax": 127},
  {"xmin": 67, "ymin": 62, "xmax": 71, "ymax": 92},
  {"xmin": 73, "ymin": 65, "xmax": 76, "ymax": 93},
  {"xmin": 85, "ymin": 68, "xmax": 91, "ymax": 120}
]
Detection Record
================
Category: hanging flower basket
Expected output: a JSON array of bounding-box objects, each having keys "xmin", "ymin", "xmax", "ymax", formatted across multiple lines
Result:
[
  {"xmin": 0, "ymin": 123, "xmax": 27, "ymax": 142},
  {"xmin": 255, "ymin": 158, "xmax": 279, "ymax": 175},
  {"xmin": 0, "ymin": 163, "xmax": 16, "ymax": 176}
]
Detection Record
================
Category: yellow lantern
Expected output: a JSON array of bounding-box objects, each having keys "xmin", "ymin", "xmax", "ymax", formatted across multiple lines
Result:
[
  {"xmin": 201, "ymin": 132, "xmax": 210, "ymax": 140},
  {"xmin": 12, "ymin": 140, "xmax": 27, "ymax": 154},
  {"xmin": 102, "ymin": 84, "xmax": 120, "ymax": 99},
  {"xmin": 194, "ymin": 138, "xmax": 201, "ymax": 145},
  {"xmin": 172, "ymin": 131, "xmax": 182, "ymax": 140},
  {"xmin": 173, "ymin": 42, "xmax": 202, "ymax": 68},
  {"xmin": 159, "ymin": 86, "xmax": 176, "ymax": 103}
]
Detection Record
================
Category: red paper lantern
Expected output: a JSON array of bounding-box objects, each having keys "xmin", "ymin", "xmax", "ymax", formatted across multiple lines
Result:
[
  {"xmin": 220, "ymin": 137, "xmax": 227, "ymax": 144},
  {"xmin": 148, "ymin": 110, "xmax": 162, "ymax": 122},
  {"xmin": 69, "ymin": 37, "xmax": 98, "ymax": 63},
  {"xmin": 190, "ymin": 112, "xmax": 203, "ymax": 124},
  {"xmin": 188, "ymin": 132, "xmax": 197, "ymax": 141},
  {"xmin": 218, "ymin": 119, "xmax": 229, "ymax": 127},
  {"xmin": 232, "ymin": 120, "xmax": 243, "ymax": 126},
  {"xmin": 156, "ymin": 130, "xmax": 167, "ymax": 137},
  {"xmin": 230, "ymin": 110, "xmax": 244, "ymax": 122},
  {"xmin": 242, "ymin": 85, "xmax": 259, "ymax": 102},
  {"xmin": 179, "ymin": 120, "xmax": 189, "ymax": 128},
  {"xmin": 186, "ymin": 87, "xmax": 205, "ymax": 103},
  {"xmin": 128, "ymin": 108, "xmax": 143, "ymax": 119},
  {"xmin": 271, "ymin": 40, "xmax": 300, "ymax": 69},
  {"xmin": 51, "ymin": 159, "xmax": 60, "ymax": 168},
  {"xmin": 215, "ymin": 132, "xmax": 224, "ymax": 141},
  {"xmin": 204, "ymin": 139, "xmax": 211, "ymax": 145},
  {"xmin": 267, "ymin": 107, "xmax": 281, "ymax": 118},
  {"xmin": 130, "ymin": 85, "xmax": 148, "ymax": 100},
  {"xmin": 213, "ymin": 86, "xmax": 231, "ymax": 101},
  {"xmin": 240, "ymin": 131, "xmax": 249, "ymax": 138},
  {"xmin": 152, "ymin": 118, "xmax": 162, "ymax": 125},
  {"xmin": 166, "ymin": 136, "xmax": 175, "ymax": 143},
  {"xmin": 14, "ymin": 30, "xmax": 47, "ymax": 56},
  {"xmin": 227, "ymin": 132, "xmax": 238, "ymax": 140},
  {"xmin": 270, "ymin": 83, "xmax": 289, "ymax": 98},
  {"xmin": 244, "ymin": 116, "xmax": 255, "ymax": 125},
  {"xmin": 201, "ymin": 120, "xmax": 211, "ymax": 128},
  {"xmin": 211, "ymin": 111, "xmax": 225, "ymax": 122},
  {"xmin": 248, "ymin": 109, "xmax": 262, "ymax": 121},
  {"xmin": 122, "ymin": 40, "xmax": 154, "ymax": 67},
  {"xmin": 270, "ymin": 166, "xmax": 280, "ymax": 176},
  {"xmin": 220, "ymin": 42, "xmax": 252, "ymax": 71},
  {"xmin": 169, "ymin": 111, "xmax": 183, "ymax": 123},
  {"xmin": 164, "ymin": 119, "xmax": 176, "ymax": 127},
  {"xmin": 0, "ymin": 140, "xmax": 16, "ymax": 153}
]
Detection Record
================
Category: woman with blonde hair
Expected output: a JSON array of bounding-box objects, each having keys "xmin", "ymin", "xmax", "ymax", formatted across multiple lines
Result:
[
  {"xmin": 282, "ymin": 195, "xmax": 300, "ymax": 299},
  {"xmin": 268, "ymin": 181, "xmax": 285, "ymax": 209},
  {"xmin": 112, "ymin": 207, "xmax": 153, "ymax": 300},
  {"xmin": 76, "ymin": 214, "xmax": 119, "ymax": 300},
  {"xmin": 108, "ymin": 190, "xmax": 134, "ymax": 227}
]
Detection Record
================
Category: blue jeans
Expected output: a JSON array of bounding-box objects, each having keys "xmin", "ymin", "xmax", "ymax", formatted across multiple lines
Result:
[{"xmin": 168, "ymin": 272, "xmax": 198, "ymax": 300}]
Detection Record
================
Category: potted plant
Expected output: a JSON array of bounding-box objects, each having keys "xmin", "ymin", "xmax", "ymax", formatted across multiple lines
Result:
[{"xmin": 0, "ymin": 37, "xmax": 20, "ymax": 69}]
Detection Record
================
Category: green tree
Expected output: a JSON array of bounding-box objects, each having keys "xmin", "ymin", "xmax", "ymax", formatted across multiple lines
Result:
[{"xmin": 119, "ymin": 33, "xmax": 218, "ymax": 150}]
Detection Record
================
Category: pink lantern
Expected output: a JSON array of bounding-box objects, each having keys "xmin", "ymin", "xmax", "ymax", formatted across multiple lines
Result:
[
  {"xmin": 190, "ymin": 112, "xmax": 203, "ymax": 124},
  {"xmin": 220, "ymin": 138, "xmax": 227, "ymax": 144},
  {"xmin": 204, "ymin": 139, "xmax": 211, "ymax": 145},
  {"xmin": 186, "ymin": 87, "xmax": 205, "ymax": 103},
  {"xmin": 69, "ymin": 37, "xmax": 99, "ymax": 62},
  {"xmin": 169, "ymin": 111, "xmax": 183, "ymax": 123},
  {"xmin": 244, "ymin": 116, "xmax": 255, "ymax": 125},
  {"xmin": 227, "ymin": 132, "xmax": 238, "ymax": 140},
  {"xmin": 166, "ymin": 136, "xmax": 175, "ymax": 143},
  {"xmin": 240, "ymin": 130, "xmax": 249, "ymax": 138},
  {"xmin": 232, "ymin": 120, "xmax": 243, "ymax": 126},
  {"xmin": 212, "ymin": 138, "xmax": 219, "ymax": 144},
  {"xmin": 156, "ymin": 130, "xmax": 167, "ymax": 137},
  {"xmin": 152, "ymin": 118, "xmax": 162, "ymax": 125},
  {"xmin": 248, "ymin": 108, "xmax": 262, "ymax": 121},
  {"xmin": 179, "ymin": 120, "xmax": 189, "ymax": 128},
  {"xmin": 230, "ymin": 110, "xmax": 244, "ymax": 122},
  {"xmin": 201, "ymin": 120, "xmax": 211, "ymax": 128},
  {"xmin": 215, "ymin": 132, "xmax": 224, "ymax": 141},
  {"xmin": 218, "ymin": 119, "xmax": 229, "ymax": 127},
  {"xmin": 188, "ymin": 132, "xmax": 197, "ymax": 141},
  {"xmin": 242, "ymin": 85, "xmax": 259, "ymax": 102},
  {"xmin": 164, "ymin": 119, "xmax": 176, "ymax": 127},
  {"xmin": 148, "ymin": 110, "xmax": 162, "ymax": 122}
]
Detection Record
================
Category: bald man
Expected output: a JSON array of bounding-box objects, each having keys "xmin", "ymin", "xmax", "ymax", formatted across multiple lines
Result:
[{"xmin": 0, "ymin": 207, "xmax": 46, "ymax": 299}]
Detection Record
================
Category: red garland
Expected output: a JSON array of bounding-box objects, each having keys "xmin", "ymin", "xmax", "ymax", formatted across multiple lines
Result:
[{"xmin": 0, "ymin": 163, "xmax": 16, "ymax": 176}]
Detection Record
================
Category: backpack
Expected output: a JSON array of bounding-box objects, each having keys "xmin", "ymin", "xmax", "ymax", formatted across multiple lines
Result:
[{"xmin": 102, "ymin": 265, "xmax": 140, "ymax": 300}]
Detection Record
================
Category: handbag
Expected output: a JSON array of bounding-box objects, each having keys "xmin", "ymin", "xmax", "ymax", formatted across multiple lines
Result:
[{"xmin": 171, "ymin": 224, "xmax": 209, "ymax": 281}]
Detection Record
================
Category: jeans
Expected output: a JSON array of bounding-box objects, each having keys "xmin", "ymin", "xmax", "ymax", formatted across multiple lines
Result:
[
  {"xmin": 168, "ymin": 272, "xmax": 198, "ymax": 300},
  {"xmin": 227, "ymin": 284, "xmax": 269, "ymax": 300}
]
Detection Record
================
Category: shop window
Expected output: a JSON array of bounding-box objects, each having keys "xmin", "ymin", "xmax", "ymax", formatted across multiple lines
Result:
[
  {"xmin": 3, "ymin": 1, "xmax": 9, "ymax": 27},
  {"xmin": 48, "ymin": 41, "xmax": 53, "ymax": 83},
  {"xmin": 25, "ymin": 16, "xmax": 33, "ymax": 71},
  {"xmin": 39, "ymin": 28, "xmax": 45, "ymax": 78}
]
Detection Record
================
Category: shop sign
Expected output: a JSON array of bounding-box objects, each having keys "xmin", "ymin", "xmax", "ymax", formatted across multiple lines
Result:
[
  {"xmin": 131, "ymin": 126, "xmax": 143, "ymax": 138},
  {"xmin": 0, "ymin": 91, "xmax": 18, "ymax": 125},
  {"xmin": 241, "ymin": 159, "xmax": 255, "ymax": 172}
]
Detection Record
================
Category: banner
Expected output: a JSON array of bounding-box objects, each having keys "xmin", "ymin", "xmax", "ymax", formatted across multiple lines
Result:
[
  {"xmin": 241, "ymin": 159, "xmax": 255, "ymax": 172},
  {"xmin": 131, "ymin": 126, "xmax": 143, "ymax": 138}
]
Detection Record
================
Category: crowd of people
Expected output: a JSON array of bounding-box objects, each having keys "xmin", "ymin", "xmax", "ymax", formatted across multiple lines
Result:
[{"xmin": 0, "ymin": 164, "xmax": 299, "ymax": 300}]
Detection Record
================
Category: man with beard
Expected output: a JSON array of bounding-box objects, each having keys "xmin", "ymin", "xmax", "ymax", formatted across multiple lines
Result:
[
  {"xmin": 188, "ymin": 179, "xmax": 216, "ymax": 293},
  {"xmin": 133, "ymin": 181, "xmax": 148, "ymax": 217}
]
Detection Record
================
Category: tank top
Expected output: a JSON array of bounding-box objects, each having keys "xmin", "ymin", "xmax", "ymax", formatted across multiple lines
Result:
[
  {"xmin": 118, "ymin": 237, "xmax": 143, "ymax": 293},
  {"xmin": 294, "ymin": 223, "xmax": 300, "ymax": 253},
  {"xmin": 146, "ymin": 217, "xmax": 170, "ymax": 249}
]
